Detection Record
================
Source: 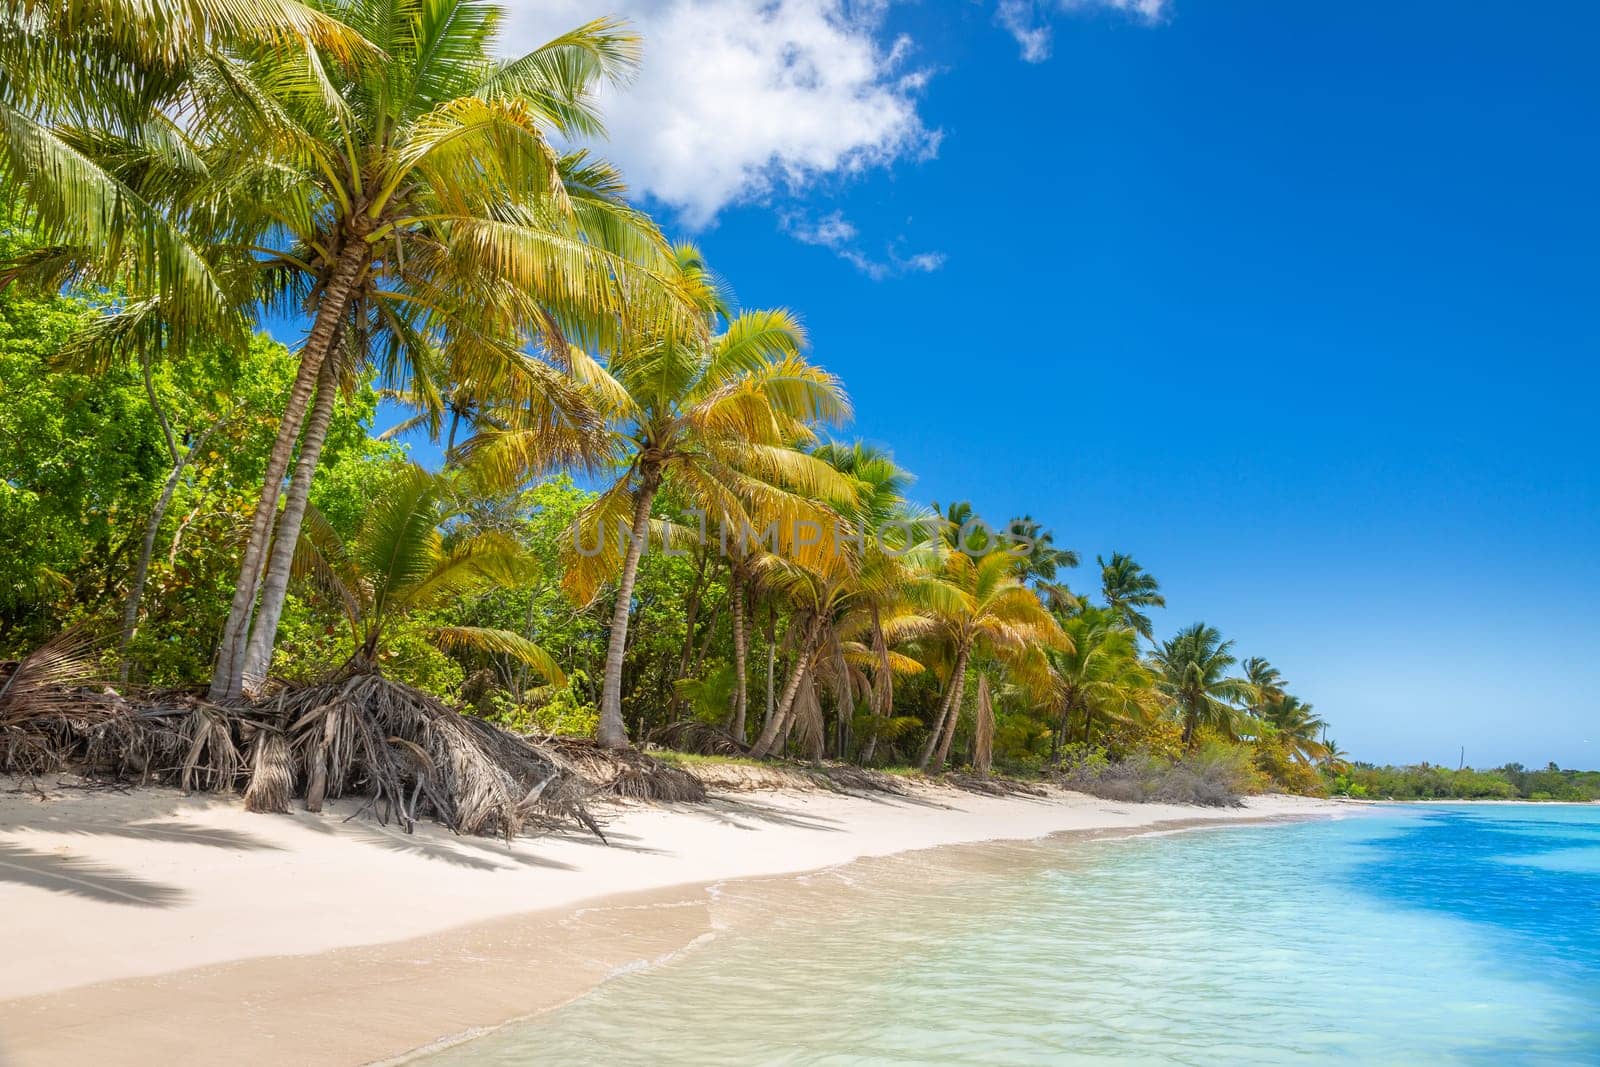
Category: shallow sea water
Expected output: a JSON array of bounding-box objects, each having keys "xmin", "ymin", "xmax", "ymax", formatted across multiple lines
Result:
[{"xmin": 427, "ymin": 804, "xmax": 1600, "ymax": 1065}]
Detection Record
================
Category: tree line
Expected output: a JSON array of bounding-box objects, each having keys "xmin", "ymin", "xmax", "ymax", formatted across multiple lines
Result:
[{"xmin": 1, "ymin": 0, "xmax": 1345, "ymax": 794}]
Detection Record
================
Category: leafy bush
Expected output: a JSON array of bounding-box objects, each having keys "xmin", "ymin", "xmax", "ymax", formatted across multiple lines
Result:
[{"xmin": 532, "ymin": 670, "xmax": 601, "ymax": 737}]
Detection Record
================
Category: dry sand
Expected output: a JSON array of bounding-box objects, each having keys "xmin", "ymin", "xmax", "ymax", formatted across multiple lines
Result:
[{"xmin": 0, "ymin": 776, "xmax": 1345, "ymax": 1065}]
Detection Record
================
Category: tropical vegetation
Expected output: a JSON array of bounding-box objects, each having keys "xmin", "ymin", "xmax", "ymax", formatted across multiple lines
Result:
[{"xmin": 10, "ymin": 0, "xmax": 1576, "ymax": 825}]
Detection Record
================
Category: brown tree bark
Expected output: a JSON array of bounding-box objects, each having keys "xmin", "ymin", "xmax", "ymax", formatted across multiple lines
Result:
[
  {"xmin": 239, "ymin": 355, "xmax": 340, "ymax": 695},
  {"xmin": 728, "ymin": 569, "xmax": 749, "ymax": 742},
  {"xmin": 748, "ymin": 615, "xmax": 821, "ymax": 758},
  {"xmin": 930, "ymin": 648, "xmax": 971, "ymax": 773},
  {"xmin": 209, "ymin": 239, "xmax": 369, "ymax": 701},
  {"xmin": 596, "ymin": 465, "xmax": 661, "ymax": 748}
]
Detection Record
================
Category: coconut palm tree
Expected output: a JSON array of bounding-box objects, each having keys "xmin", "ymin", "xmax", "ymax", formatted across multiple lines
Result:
[
  {"xmin": 202, "ymin": 4, "xmax": 691, "ymax": 702},
  {"xmin": 1149, "ymin": 623, "xmax": 1255, "ymax": 746},
  {"xmin": 1048, "ymin": 603, "xmax": 1159, "ymax": 756},
  {"xmin": 1261, "ymin": 693, "xmax": 1330, "ymax": 764},
  {"xmin": 1098, "ymin": 552, "xmax": 1165, "ymax": 640},
  {"xmin": 904, "ymin": 549, "xmax": 1067, "ymax": 773},
  {"xmin": 1006, "ymin": 515, "xmax": 1078, "ymax": 609},
  {"xmin": 806, "ymin": 441, "xmax": 935, "ymax": 762},
  {"xmin": 1242, "ymin": 656, "xmax": 1287, "ymax": 711},
  {"xmin": 0, "ymin": 0, "xmax": 366, "ymax": 353},
  {"xmin": 2, "ymin": 0, "xmax": 687, "ymax": 701},
  {"xmin": 475, "ymin": 247, "xmax": 853, "ymax": 749},
  {"xmin": 743, "ymin": 443, "xmax": 937, "ymax": 763},
  {"xmin": 291, "ymin": 463, "xmax": 564, "ymax": 683}
]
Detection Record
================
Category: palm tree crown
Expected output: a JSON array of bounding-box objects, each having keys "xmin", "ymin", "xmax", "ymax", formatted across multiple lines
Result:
[
  {"xmin": 1098, "ymin": 551, "xmax": 1166, "ymax": 640},
  {"xmin": 1149, "ymin": 622, "xmax": 1254, "ymax": 745}
]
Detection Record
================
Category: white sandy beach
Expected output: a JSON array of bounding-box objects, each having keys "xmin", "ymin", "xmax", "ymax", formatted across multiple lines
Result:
[{"xmin": 0, "ymin": 777, "xmax": 1343, "ymax": 1065}]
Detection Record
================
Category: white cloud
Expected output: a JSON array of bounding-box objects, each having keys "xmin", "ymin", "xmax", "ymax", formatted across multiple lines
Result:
[
  {"xmin": 995, "ymin": 0, "xmax": 1168, "ymax": 64},
  {"xmin": 997, "ymin": 0, "xmax": 1053, "ymax": 63},
  {"xmin": 782, "ymin": 210, "xmax": 946, "ymax": 280},
  {"xmin": 497, "ymin": 1, "xmax": 937, "ymax": 228},
  {"xmin": 784, "ymin": 210, "xmax": 860, "ymax": 248}
]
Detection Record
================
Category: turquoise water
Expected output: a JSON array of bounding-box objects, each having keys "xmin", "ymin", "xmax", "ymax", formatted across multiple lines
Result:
[{"xmin": 429, "ymin": 805, "xmax": 1600, "ymax": 1064}]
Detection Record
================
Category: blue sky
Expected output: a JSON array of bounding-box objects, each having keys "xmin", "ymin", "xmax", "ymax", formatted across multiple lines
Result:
[{"xmin": 323, "ymin": 1, "xmax": 1600, "ymax": 767}]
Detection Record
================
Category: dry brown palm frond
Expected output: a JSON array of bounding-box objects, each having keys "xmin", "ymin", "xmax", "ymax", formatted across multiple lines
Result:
[
  {"xmin": 945, "ymin": 773, "xmax": 1049, "ymax": 798},
  {"xmin": 0, "ymin": 630, "xmax": 130, "ymax": 775},
  {"xmin": 649, "ymin": 719, "xmax": 745, "ymax": 757},
  {"xmin": 180, "ymin": 704, "xmax": 244, "ymax": 794},
  {"xmin": 973, "ymin": 673, "xmax": 995, "ymax": 780},
  {"xmin": 278, "ymin": 673, "xmax": 599, "ymax": 840},
  {"xmin": 0, "ymin": 629, "xmax": 109, "ymax": 726},
  {"xmin": 242, "ymin": 727, "xmax": 293, "ymax": 814},
  {"xmin": 791, "ymin": 668, "xmax": 824, "ymax": 760},
  {"xmin": 540, "ymin": 736, "xmax": 708, "ymax": 802}
]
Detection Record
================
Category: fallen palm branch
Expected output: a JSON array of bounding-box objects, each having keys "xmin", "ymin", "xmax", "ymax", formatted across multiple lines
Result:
[
  {"xmin": 648, "ymin": 718, "xmax": 746, "ymax": 757},
  {"xmin": 945, "ymin": 772, "xmax": 1049, "ymax": 798},
  {"xmin": 1, "ymin": 629, "xmax": 113, "ymax": 773},
  {"xmin": 541, "ymin": 736, "xmax": 708, "ymax": 803},
  {"xmin": 0, "ymin": 634, "xmax": 611, "ymax": 840},
  {"xmin": 268, "ymin": 672, "xmax": 604, "ymax": 839}
]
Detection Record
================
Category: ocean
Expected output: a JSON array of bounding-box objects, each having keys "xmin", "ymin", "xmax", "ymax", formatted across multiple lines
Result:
[{"xmin": 426, "ymin": 804, "xmax": 1600, "ymax": 1064}]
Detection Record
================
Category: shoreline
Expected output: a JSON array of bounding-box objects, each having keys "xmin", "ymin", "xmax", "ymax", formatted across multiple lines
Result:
[
  {"xmin": 0, "ymin": 779, "xmax": 1344, "ymax": 1065},
  {"xmin": 391, "ymin": 809, "xmax": 1343, "ymax": 1066}
]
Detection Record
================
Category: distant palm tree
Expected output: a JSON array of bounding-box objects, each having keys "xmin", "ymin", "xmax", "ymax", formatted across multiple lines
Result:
[
  {"xmin": 1149, "ymin": 623, "xmax": 1254, "ymax": 745},
  {"xmin": 744, "ymin": 445, "xmax": 934, "ymax": 761},
  {"xmin": 1262, "ymin": 694, "xmax": 1330, "ymax": 763},
  {"xmin": 1242, "ymin": 656, "xmax": 1287, "ymax": 714},
  {"xmin": 1098, "ymin": 552, "xmax": 1166, "ymax": 640},
  {"xmin": 904, "ymin": 549, "xmax": 1067, "ymax": 772},
  {"xmin": 1006, "ymin": 515, "xmax": 1079, "ymax": 609},
  {"xmin": 1049, "ymin": 604, "xmax": 1159, "ymax": 755},
  {"xmin": 477, "ymin": 247, "xmax": 853, "ymax": 749}
]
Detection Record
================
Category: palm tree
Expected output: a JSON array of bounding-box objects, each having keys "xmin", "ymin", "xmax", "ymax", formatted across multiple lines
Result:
[
  {"xmin": 292, "ymin": 464, "xmax": 564, "ymax": 682},
  {"xmin": 204, "ymin": 5, "xmax": 689, "ymax": 702},
  {"xmin": 0, "ymin": 0, "xmax": 366, "ymax": 355},
  {"xmin": 2, "ymin": 0, "xmax": 686, "ymax": 701},
  {"xmin": 1261, "ymin": 693, "xmax": 1330, "ymax": 764},
  {"xmin": 807, "ymin": 441, "xmax": 933, "ymax": 762},
  {"xmin": 736, "ymin": 447, "xmax": 928, "ymax": 764},
  {"xmin": 1098, "ymin": 551, "xmax": 1166, "ymax": 640},
  {"xmin": 905, "ymin": 549, "xmax": 1067, "ymax": 773},
  {"xmin": 1149, "ymin": 623, "xmax": 1254, "ymax": 746},
  {"xmin": 1242, "ymin": 656, "xmax": 1287, "ymax": 711},
  {"xmin": 1319, "ymin": 736, "xmax": 1351, "ymax": 774},
  {"xmin": 1006, "ymin": 515, "xmax": 1079, "ymax": 606},
  {"xmin": 1048, "ymin": 603, "xmax": 1159, "ymax": 757},
  {"xmin": 477, "ymin": 247, "xmax": 853, "ymax": 749}
]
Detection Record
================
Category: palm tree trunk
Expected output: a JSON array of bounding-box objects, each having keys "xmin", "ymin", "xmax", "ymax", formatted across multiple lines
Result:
[
  {"xmin": 763, "ymin": 604, "xmax": 777, "ymax": 730},
  {"xmin": 729, "ymin": 569, "xmax": 749, "ymax": 742},
  {"xmin": 119, "ymin": 418, "xmax": 220, "ymax": 682},
  {"xmin": 209, "ymin": 240, "xmax": 368, "ymax": 702},
  {"xmin": 239, "ymin": 356, "xmax": 340, "ymax": 696},
  {"xmin": 927, "ymin": 647, "xmax": 971, "ymax": 773},
  {"xmin": 916, "ymin": 663, "xmax": 958, "ymax": 771},
  {"xmin": 859, "ymin": 605, "xmax": 891, "ymax": 765},
  {"xmin": 596, "ymin": 466, "xmax": 661, "ymax": 749},
  {"xmin": 749, "ymin": 616, "xmax": 819, "ymax": 758}
]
